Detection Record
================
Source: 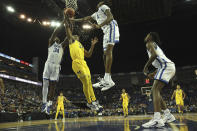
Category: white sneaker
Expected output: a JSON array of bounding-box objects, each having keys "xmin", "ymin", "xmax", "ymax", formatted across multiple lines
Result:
[
  {"xmin": 62, "ymin": 118, "xmax": 65, "ymax": 121},
  {"xmin": 93, "ymin": 78, "xmax": 106, "ymax": 88},
  {"xmin": 162, "ymin": 113, "xmax": 176, "ymax": 123},
  {"xmin": 55, "ymin": 118, "xmax": 57, "ymax": 121},
  {"xmin": 92, "ymin": 101, "xmax": 103, "ymax": 112},
  {"xmin": 101, "ymin": 80, "xmax": 115, "ymax": 91},
  {"xmin": 87, "ymin": 103, "xmax": 98, "ymax": 111},
  {"xmin": 142, "ymin": 118, "xmax": 165, "ymax": 128}
]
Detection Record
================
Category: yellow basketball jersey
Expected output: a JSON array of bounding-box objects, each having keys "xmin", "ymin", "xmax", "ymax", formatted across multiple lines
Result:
[
  {"xmin": 58, "ymin": 96, "xmax": 64, "ymax": 105},
  {"xmin": 175, "ymin": 89, "xmax": 183, "ymax": 99},
  {"xmin": 122, "ymin": 93, "xmax": 128, "ymax": 103},
  {"xmin": 69, "ymin": 40, "xmax": 84, "ymax": 61}
]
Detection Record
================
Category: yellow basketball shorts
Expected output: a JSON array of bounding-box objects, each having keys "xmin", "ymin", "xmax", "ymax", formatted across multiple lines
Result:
[
  {"xmin": 57, "ymin": 104, "xmax": 64, "ymax": 111},
  {"xmin": 123, "ymin": 102, "xmax": 128, "ymax": 108},
  {"xmin": 72, "ymin": 60, "xmax": 91, "ymax": 78},
  {"xmin": 176, "ymin": 99, "xmax": 184, "ymax": 106}
]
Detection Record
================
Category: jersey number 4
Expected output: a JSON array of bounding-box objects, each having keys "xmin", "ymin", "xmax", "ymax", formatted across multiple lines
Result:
[{"xmin": 53, "ymin": 48, "xmax": 59, "ymax": 53}]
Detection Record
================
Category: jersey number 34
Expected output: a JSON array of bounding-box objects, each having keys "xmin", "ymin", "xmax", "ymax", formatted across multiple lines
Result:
[{"xmin": 53, "ymin": 47, "xmax": 59, "ymax": 53}]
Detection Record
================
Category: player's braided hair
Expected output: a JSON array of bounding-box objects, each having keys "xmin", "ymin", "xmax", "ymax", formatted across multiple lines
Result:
[{"xmin": 149, "ymin": 32, "xmax": 162, "ymax": 45}]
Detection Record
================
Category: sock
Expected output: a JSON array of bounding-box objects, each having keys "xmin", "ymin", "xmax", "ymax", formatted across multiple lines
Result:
[
  {"xmin": 164, "ymin": 109, "xmax": 171, "ymax": 115},
  {"xmin": 104, "ymin": 73, "xmax": 110, "ymax": 82},
  {"xmin": 42, "ymin": 79, "xmax": 49, "ymax": 103},
  {"xmin": 154, "ymin": 112, "xmax": 161, "ymax": 120}
]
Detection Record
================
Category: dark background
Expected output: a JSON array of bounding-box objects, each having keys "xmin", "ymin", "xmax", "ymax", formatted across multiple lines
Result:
[{"xmin": 0, "ymin": 0, "xmax": 197, "ymax": 81}]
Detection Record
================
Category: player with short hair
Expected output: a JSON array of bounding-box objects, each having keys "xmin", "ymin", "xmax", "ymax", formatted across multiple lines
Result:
[
  {"xmin": 55, "ymin": 91, "xmax": 70, "ymax": 120},
  {"xmin": 120, "ymin": 89, "xmax": 130, "ymax": 117},
  {"xmin": 71, "ymin": 1, "xmax": 120, "ymax": 91},
  {"xmin": 171, "ymin": 84, "xmax": 186, "ymax": 114},
  {"xmin": 42, "ymin": 23, "xmax": 68, "ymax": 114},
  {"xmin": 64, "ymin": 15, "xmax": 103, "ymax": 111},
  {"xmin": 142, "ymin": 32, "xmax": 176, "ymax": 128}
]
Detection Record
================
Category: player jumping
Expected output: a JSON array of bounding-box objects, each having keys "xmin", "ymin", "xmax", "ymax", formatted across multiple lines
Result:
[
  {"xmin": 171, "ymin": 84, "xmax": 186, "ymax": 114},
  {"xmin": 142, "ymin": 32, "xmax": 176, "ymax": 128},
  {"xmin": 64, "ymin": 15, "xmax": 103, "ymax": 111},
  {"xmin": 71, "ymin": 1, "xmax": 120, "ymax": 91},
  {"xmin": 42, "ymin": 23, "xmax": 68, "ymax": 114}
]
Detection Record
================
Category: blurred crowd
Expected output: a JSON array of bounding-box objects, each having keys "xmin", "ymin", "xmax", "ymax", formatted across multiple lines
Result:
[{"xmin": 0, "ymin": 74, "xmax": 197, "ymax": 120}]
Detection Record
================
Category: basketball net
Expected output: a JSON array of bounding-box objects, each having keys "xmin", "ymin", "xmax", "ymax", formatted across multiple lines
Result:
[{"xmin": 65, "ymin": 0, "xmax": 78, "ymax": 11}]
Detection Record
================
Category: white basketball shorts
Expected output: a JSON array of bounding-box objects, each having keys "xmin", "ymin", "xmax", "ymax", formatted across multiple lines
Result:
[
  {"xmin": 103, "ymin": 20, "xmax": 120, "ymax": 51},
  {"xmin": 43, "ymin": 62, "xmax": 61, "ymax": 81}
]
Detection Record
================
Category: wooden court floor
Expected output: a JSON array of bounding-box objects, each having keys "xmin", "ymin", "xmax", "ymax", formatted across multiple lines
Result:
[{"xmin": 0, "ymin": 113, "xmax": 197, "ymax": 131}]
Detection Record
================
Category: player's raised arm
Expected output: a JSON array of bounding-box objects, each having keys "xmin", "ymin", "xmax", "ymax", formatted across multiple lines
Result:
[
  {"xmin": 84, "ymin": 37, "xmax": 98, "ymax": 58},
  {"xmin": 70, "ymin": 16, "xmax": 93, "ymax": 22},
  {"xmin": 143, "ymin": 42, "xmax": 157, "ymax": 75},
  {"xmin": 64, "ymin": 15, "xmax": 74, "ymax": 44},
  {"xmin": 61, "ymin": 37, "xmax": 68, "ymax": 49},
  {"xmin": 49, "ymin": 22, "xmax": 63, "ymax": 47}
]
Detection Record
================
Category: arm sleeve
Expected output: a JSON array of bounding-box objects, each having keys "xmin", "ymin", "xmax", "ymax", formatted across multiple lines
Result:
[{"xmin": 91, "ymin": 13, "xmax": 97, "ymax": 20}]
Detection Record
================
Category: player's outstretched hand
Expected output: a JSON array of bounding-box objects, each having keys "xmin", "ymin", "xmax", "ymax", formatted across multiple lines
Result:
[{"xmin": 91, "ymin": 37, "xmax": 98, "ymax": 45}]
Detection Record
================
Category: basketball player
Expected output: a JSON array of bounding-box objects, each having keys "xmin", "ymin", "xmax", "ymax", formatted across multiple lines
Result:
[
  {"xmin": 55, "ymin": 91, "xmax": 70, "ymax": 120},
  {"xmin": 71, "ymin": 1, "xmax": 120, "ymax": 91},
  {"xmin": 42, "ymin": 22, "xmax": 68, "ymax": 114},
  {"xmin": 171, "ymin": 84, "xmax": 186, "ymax": 114},
  {"xmin": 120, "ymin": 89, "xmax": 130, "ymax": 117},
  {"xmin": 142, "ymin": 32, "xmax": 176, "ymax": 128},
  {"xmin": 64, "ymin": 15, "xmax": 103, "ymax": 111},
  {"xmin": 0, "ymin": 78, "xmax": 5, "ymax": 95}
]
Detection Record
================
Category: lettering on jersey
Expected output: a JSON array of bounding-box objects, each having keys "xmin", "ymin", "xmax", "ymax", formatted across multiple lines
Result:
[{"xmin": 53, "ymin": 44, "xmax": 60, "ymax": 53}]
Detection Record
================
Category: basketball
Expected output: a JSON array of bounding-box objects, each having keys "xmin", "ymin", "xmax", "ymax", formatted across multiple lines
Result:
[{"xmin": 64, "ymin": 8, "xmax": 75, "ymax": 18}]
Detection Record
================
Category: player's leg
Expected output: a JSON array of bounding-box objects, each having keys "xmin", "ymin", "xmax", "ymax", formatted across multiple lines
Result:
[
  {"xmin": 104, "ymin": 44, "xmax": 114, "ymax": 80},
  {"xmin": 88, "ymin": 76, "xmax": 96, "ymax": 102},
  {"xmin": 48, "ymin": 81, "xmax": 56, "ymax": 101},
  {"xmin": 55, "ymin": 105, "xmax": 60, "ymax": 119},
  {"xmin": 79, "ymin": 76, "xmax": 91, "ymax": 103},
  {"xmin": 61, "ymin": 106, "xmax": 65, "ymax": 119},
  {"xmin": 42, "ymin": 73, "xmax": 50, "ymax": 112},
  {"xmin": 142, "ymin": 80, "xmax": 165, "ymax": 128},
  {"xmin": 125, "ymin": 104, "xmax": 129, "ymax": 116},
  {"xmin": 93, "ymin": 22, "xmax": 119, "ymax": 91},
  {"xmin": 47, "ymin": 64, "xmax": 60, "ymax": 114},
  {"xmin": 42, "ymin": 63, "xmax": 50, "ymax": 112},
  {"xmin": 122, "ymin": 104, "xmax": 125, "ymax": 116},
  {"xmin": 159, "ymin": 65, "xmax": 176, "ymax": 123},
  {"xmin": 86, "ymin": 65, "xmax": 103, "ymax": 111},
  {"xmin": 101, "ymin": 21, "xmax": 119, "ymax": 91},
  {"xmin": 180, "ymin": 99, "xmax": 184, "ymax": 114}
]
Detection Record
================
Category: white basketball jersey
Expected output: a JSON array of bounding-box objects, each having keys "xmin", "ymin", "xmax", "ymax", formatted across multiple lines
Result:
[
  {"xmin": 147, "ymin": 42, "xmax": 174, "ymax": 68},
  {"xmin": 91, "ymin": 5, "xmax": 111, "ymax": 30},
  {"xmin": 46, "ymin": 42, "xmax": 63, "ymax": 64}
]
